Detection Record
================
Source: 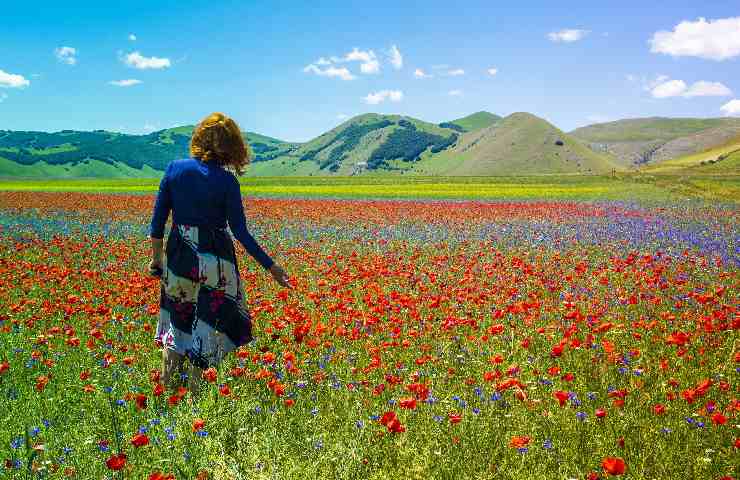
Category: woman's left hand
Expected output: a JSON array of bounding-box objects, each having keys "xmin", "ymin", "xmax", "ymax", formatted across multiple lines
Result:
[{"xmin": 148, "ymin": 259, "xmax": 164, "ymax": 277}]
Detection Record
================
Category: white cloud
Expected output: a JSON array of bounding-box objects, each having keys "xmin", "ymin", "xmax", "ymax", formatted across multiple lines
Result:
[
  {"xmin": 649, "ymin": 77, "xmax": 733, "ymax": 98},
  {"xmin": 650, "ymin": 17, "xmax": 740, "ymax": 61},
  {"xmin": 448, "ymin": 89, "xmax": 463, "ymax": 96},
  {"xmin": 0, "ymin": 92, "xmax": 7, "ymax": 103},
  {"xmin": 128, "ymin": 33, "xmax": 137, "ymax": 41},
  {"xmin": 337, "ymin": 114, "xmax": 349, "ymax": 120},
  {"xmin": 0, "ymin": 69, "xmax": 30, "ymax": 88},
  {"xmin": 315, "ymin": 57, "xmax": 332, "ymax": 66},
  {"xmin": 683, "ymin": 81, "xmax": 732, "ymax": 98},
  {"xmin": 547, "ymin": 29, "xmax": 590, "ymax": 43},
  {"xmin": 55, "ymin": 46, "xmax": 77, "ymax": 65},
  {"xmin": 414, "ymin": 68, "xmax": 432, "ymax": 79},
  {"xmin": 447, "ymin": 68, "xmax": 465, "ymax": 76},
  {"xmin": 123, "ymin": 51, "xmax": 171, "ymax": 70},
  {"xmin": 388, "ymin": 45, "xmax": 403, "ymax": 70},
  {"xmin": 345, "ymin": 48, "xmax": 380, "ymax": 74},
  {"xmin": 109, "ymin": 79, "xmax": 143, "ymax": 87},
  {"xmin": 651, "ymin": 79, "xmax": 688, "ymax": 98},
  {"xmin": 363, "ymin": 89, "xmax": 403, "ymax": 105},
  {"xmin": 303, "ymin": 64, "xmax": 355, "ymax": 81},
  {"xmin": 487, "ymin": 67, "xmax": 498, "ymax": 76},
  {"xmin": 720, "ymin": 99, "xmax": 740, "ymax": 116}
]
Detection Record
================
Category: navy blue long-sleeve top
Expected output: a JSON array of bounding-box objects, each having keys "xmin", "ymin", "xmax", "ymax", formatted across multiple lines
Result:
[{"xmin": 149, "ymin": 157, "xmax": 274, "ymax": 270}]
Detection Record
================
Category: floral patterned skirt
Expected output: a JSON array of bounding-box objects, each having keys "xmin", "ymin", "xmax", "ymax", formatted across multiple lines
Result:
[{"xmin": 155, "ymin": 224, "xmax": 253, "ymax": 369}]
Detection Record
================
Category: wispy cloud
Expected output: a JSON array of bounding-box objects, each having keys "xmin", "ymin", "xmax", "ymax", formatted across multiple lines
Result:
[
  {"xmin": 0, "ymin": 69, "xmax": 30, "ymax": 88},
  {"xmin": 123, "ymin": 51, "xmax": 171, "ymax": 70},
  {"xmin": 547, "ymin": 29, "xmax": 590, "ymax": 43},
  {"xmin": 487, "ymin": 67, "xmax": 498, "ymax": 76},
  {"xmin": 413, "ymin": 68, "xmax": 432, "ymax": 79},
  {"xmin": 447, "ymin": 69, "xmax": 465, "ymax": 76},
  {"xmin": 650, "ymin": 17, "xmax": 740, "ymax": 61},
  {"xmin": 303, "ymin": 64, "xmax": 355, "ymax": 81},
  {"xmin": 388, "ymin": 45, "xmax": 403, "ymax": 70},
  {"xmin": 345, "ymin": 48, "xmax": 380, "ymax": 74},
  {"xmin": 109, "ymin": 79, "xmax": 143, "ymax": 87},
  {"xmin": 55, "ymin": 46, "xmax": 77, "ymax": 65},
  {"xmin": 128, "ymin": 33, "xmax": 137, "ymax": 41},
  {"xmin": 363, "ymin": 90, "xmax": 403, "ymax": 105}
]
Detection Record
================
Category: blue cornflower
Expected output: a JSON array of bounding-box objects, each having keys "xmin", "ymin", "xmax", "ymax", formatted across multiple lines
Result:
[
  {"xmin": 543, "ymin": 439, "xmax": 553, "ymax": 450},
  {"xmin": 633, "ymin": 369, "xmax": 643, "ymax": 376},
  {"xmin": 311, "ymin": 407, "xmax": 318, "ymax": 416},
  {"xmin": 490, "ymin": 392, "xmax": 502, "ymax": 402},
  {"xmin": 138, "ymin": 426, "xmax": 148, "ymax": 434},
  {"xmin": 433, "ymin": 415, "xmax": 443, "ymax": 422},
  {"xmin": 571, "ymin": 398, "xmax": 582, "ymax": 407},
  {"xmin": 167, "ymin": 433, "xmax": 176, "ymax": 441},
  {"xmin": 474, "ymin": 387, "xmax": 483, "ymax": 397},
  {"xmin": 586, "ymin": 392, "xmax": 597, "ymax": 401},
  {"xmin": 517, "ymin": 447, "xmax": 528, "ymax": 454},
  {"xmin": 662, "ymin": 428, "xmax": 672, "ymax": 434},
  {"xmin": 618, "ymin": 367, "xmax": 627, "ymax": 375},
  {"xmin": 196, "ymin": 430, "xmax": 208, "ymax": 437},
  {"xmin": 314, "ymin": 440, "xmax": 323, "ymax": 450},
  {"xmin": 387, "ymin": 399, "xmax": 396, "ymax": 405},
  {"xmin": 696, "ymin": 422, "xmax": 705, "ymax": 428},
  {"xmin": 30, "ymin": 427, "xmax": 40, "ymax": 437},
  {"xmin": 685, "ymin": 417, "xmax": 695, "ymax": 424},
  {"xmin": 539, "ymin": 378, "xmax": 553, "ymax": 386},
  {"xmin": 63, "ymin": 447, "xmax": 73, "ymax": 455},
  {"xmin": 576, "ymin": 412, "xmax": 587, "ymax": 422},
  {"xmin": 254, "ymin": 406, "xmax": 262, "ymax": 413},
  {"xmin": 10, "ymin": 437, "xmax": 22, "ymax": 449},
  {"xmin": 472, "ymin": 408, "xmax": 481, "ymax": 415},
  {"xmin": 355, "ymin": 420, "xmax": 364, "ymax": 429},
  {"xmin": 116, "ymin": 399, "xmax": 126, "ymax": 406},
  {"xmin": 42, "ymin": 419, "xmax": 50, "ymax": 428},
  {"xmin": 369, "ymin": 414, "xmax": 380, "ymax": 421},
  {"xmin": 150, "ymin": 418, "xmax": 161, "ymax": 426}
]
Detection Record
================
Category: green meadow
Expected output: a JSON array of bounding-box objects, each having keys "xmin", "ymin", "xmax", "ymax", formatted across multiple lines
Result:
[{"xmin": 0, "ymin": 174, "xmax": 737, "ymax": 202}]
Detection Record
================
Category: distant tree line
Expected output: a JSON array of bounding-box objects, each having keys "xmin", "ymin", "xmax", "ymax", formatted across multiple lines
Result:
[
  {"xmin": 367, "ymin": 123, "xmax": 458, "ymax": 169},
  {"xmin": 438, "ymin": 122, "xmax": 466, "ymax": 133}
]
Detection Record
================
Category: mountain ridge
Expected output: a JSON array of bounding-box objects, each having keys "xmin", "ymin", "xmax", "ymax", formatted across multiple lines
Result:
[{"xmin": 2, "ymin": 112, "xmax": 739, "ymax": 177}]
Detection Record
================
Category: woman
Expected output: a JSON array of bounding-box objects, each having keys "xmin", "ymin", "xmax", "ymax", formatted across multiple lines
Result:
[{"xmin": 148, "ymin": 112, "xmax": 290, "ymax": 394}]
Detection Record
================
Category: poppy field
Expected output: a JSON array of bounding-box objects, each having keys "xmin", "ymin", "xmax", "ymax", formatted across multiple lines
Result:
[{"xmin": 0, "ymin": 189, "xmax": 737, "ymax": 479}]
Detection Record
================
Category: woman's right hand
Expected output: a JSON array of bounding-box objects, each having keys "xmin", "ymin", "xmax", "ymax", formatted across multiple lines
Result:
[{"xmin": 269, "ymin": 263, "xmax": 292, "ymax": 288}]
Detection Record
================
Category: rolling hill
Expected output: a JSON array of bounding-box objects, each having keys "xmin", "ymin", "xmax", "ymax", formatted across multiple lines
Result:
[
  {"xmin": 570, "ymin": 117, "xmax": 740, "ymax": 168},
  {"xmin": 3, "ymin": 111, "xmax": 740, "ymax": 178},
  {"xmin": 0, "ymin": 128, "xmax": 298, "ymax": 177},
  {"xmin": 411, "ymin": 112, "xmax": 617, "ymax": 175}
]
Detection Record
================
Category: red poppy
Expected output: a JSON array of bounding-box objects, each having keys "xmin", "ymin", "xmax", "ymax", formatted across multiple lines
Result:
[
  {"xmin": 399, "ymin": 397, "xmax": 417, "ymax": 409},
  {"xmin": 1, "ymin": 361, "xmax": 12, "ymax": 375},
  {"xmin": 219, "ymin": 384, "xmax": 231, "ymax": 397},
  {"xmin": 595, "ymin": 408, "xmax": 607, "ymax": 418},
  {"xmin": 35, "ymin": 375, "xmax": 50, "ymax": 392},
  {"xmin": 135, "ymin": 394, "xmax": 147, "ymax": 410},
  {"xmin": 712, "ymin": 412, "xmax": 727, "ymax": 425},
  {"xmin": 149, "ymin": 472, "xmax": 175, "ymax": 480},
  {"xmin": 192, "ymin": 419, "xmax": 206, "ymax": 432},
  {"xmin": 554, "ymin": 390, "xmax": 569, "ymax": 407},
  {"xmin": 153, "ymin": 383, "xmax": 165, "ymax": 397},
  {"xmin": 509, "ymin": 435, "xmax": 530, "ymax": 448},
  {"xmin": 202, "ymin": 368, "xmax": 218, "ymax": 383},
  {"xmin": 131, "ymin": 433, "xmax": 149, "ymax": 448},
  {"xmin": 448, "ymin": 413, "xmax": 462, "ymax": 424},
  {"xmin": 602, "ymin": 457, "xmax": 626, "ymax": 475},
  {"xmin": 653, "ymin": 404, "xmax": 666, "ymax": 415},
  {"xmin": 105, "ymin": 453, "xmax": 127, "ymax": 471}
]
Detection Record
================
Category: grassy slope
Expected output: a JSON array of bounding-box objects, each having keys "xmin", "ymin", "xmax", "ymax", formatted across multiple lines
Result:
[
  {"xmin": 643, "ymin": 138, "xmax": 740, "ymax": 173},
  {"xmin": 0, "ymin": 155, "xmax": 161, "ymax": 178},
  {"xmin": 412, "ymin": 113, "xmax": 617, "ymax": 175},
  {"xmin": 570, "ymin": 117, "xmax": 740, "ymax": 169},
  {"xmin": 255, "ymin": 113, "xmax": 456, "ymax": 176},
  {"xmin": 570, "ymin": 117, "xmax": 738, "ymax": 143},
  {"xmin": 446, "ymin": 111, "xmax": 501, "ymax": 131}
]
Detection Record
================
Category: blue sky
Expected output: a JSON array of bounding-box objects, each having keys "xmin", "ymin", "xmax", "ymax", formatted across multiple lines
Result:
[{"xmin": 1, "ymin": 0, "xmax": 739, "ymax": 141}]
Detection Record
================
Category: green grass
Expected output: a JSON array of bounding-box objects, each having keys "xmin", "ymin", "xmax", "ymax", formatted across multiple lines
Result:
[
  {"xmin": 0, "ymin": 174, "xmax": 737, "ymax": 202},
  {"xmin": 445, "ymin": 111, "xmax": 501, "ymax": 132}
]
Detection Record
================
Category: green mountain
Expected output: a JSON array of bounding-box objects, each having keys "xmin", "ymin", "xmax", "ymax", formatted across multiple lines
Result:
[
  {"xmin": 410, "ymin": 112, "xmax": 617, "ymax": 175},
  {"xmin": 570, "ymin": 117, "xmax": 740, "ymax": 168},
  {"xmin": 439, "ymin": 111, "xmax": 501, "ymax": 133},
  {"xmin": 0, "ymin": 127, "xmax": 297, "ymax": 177}
]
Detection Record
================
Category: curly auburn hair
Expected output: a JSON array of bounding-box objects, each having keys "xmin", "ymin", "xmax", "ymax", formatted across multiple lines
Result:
[{"xmin": 190, "ymin": 112, "xmax": 250, "ymax": 175}]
